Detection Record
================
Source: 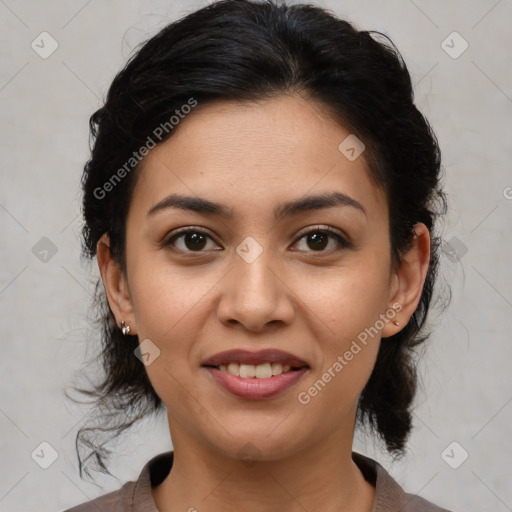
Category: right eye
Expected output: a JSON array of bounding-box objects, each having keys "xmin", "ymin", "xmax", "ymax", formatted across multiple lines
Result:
[{"xmin": 162, "ymin": 228, "xmax": 222, "ymax": 253}]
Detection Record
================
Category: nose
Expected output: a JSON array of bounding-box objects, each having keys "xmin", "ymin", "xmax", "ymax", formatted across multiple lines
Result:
[{"xmin": 216, "ymin": 245, "xmax": 295, "ymax": 333}]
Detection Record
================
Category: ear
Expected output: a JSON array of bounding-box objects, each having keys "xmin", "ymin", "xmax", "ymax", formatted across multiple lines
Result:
[
  {"xmin": 96, "ymin": 233, "xmax": 137, "ymax": 335},
  {"xmin": 381, "ymin": 222, "xmax": 431, "ymax": 338}
]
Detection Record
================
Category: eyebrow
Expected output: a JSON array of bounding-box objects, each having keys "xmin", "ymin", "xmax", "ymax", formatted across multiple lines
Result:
[{"xmin": 147, "ymin": 191, "xmax": 367, "ymax": 220}]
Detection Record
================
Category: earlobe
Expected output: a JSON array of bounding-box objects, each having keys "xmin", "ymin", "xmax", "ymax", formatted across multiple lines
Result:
[
  {"xmin": 96, "ymin": 233, "xmax": 137, "ymax": 335},
  {"xmin": 381, "ymin": 223, "xmax": 431, "ymax": 338}
]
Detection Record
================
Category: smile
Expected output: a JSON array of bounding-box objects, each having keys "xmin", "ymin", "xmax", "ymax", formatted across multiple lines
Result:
[{"xmin": 204, "ymin": 366, "xmax": 309, "ymax": 399}]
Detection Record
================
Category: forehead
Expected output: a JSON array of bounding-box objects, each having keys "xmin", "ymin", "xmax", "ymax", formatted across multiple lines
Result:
[{"xmin": 131, "ymin": 94, "xmax": 388, "ymax": 223}]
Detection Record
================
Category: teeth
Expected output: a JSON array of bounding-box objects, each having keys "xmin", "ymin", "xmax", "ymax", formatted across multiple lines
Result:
[
  {"xmin": 255, "ymin": 363, "xmax": 272, "ymax": 379},
  {"xmin": 227, "ymin": 363, "xmax": 239, "ymax": 376},
  {"xmin": 239, "ymin": 364, "xmax": 255, "ymax": 378},
  {"xmin": 218, "ymin": 362, "xmax": 295, "ymax": 378}
]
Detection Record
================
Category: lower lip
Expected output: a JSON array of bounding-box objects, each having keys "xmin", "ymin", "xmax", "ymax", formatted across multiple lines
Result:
[{"xmin": 204, "ymin": 367, "xmax": 309, "ymax": 399}]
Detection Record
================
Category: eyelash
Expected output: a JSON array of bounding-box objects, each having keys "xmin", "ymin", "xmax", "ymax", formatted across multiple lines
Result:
[{"xmin": 162, "ymin": 225, "xmax": 351, "ymax": 255}]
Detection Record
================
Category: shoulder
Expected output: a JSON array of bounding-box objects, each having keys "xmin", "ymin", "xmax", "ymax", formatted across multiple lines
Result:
[
  {"xmin": 61, "ymin": 480, "xmax": 134, "ymax": 512},
  {"xmin": 61, "ymin": 451, "xmax": 173, "ymax": 512},
  {"xmin": 352, "ymin": 452, "xmax": 454, "ymax": 512},
  {"xmin": 400, "ymin": 491, "xmax": 454, "ymax": 511}
]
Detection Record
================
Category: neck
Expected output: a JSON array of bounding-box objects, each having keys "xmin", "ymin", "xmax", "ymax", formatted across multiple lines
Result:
[{"xmin": 152, "ymin": 420, "xmax": 375, "ymax": 512}]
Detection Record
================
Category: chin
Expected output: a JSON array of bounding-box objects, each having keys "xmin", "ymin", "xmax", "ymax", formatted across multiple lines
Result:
[{"xmin": 206, "ymin": 425, "xmax": 309, "ymax": 464}]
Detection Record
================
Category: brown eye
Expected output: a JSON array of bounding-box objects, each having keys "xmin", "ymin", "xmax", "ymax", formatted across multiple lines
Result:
[
  {"xmin": 293, "ymin": 226, "xmax": 350, "ymax": 253},
  {"xmin": 180, "ymin": 232, "xmax": 208, "ymax": 251},
  {"xmin": 305, "ymin": 231, "xmax": 329, "ymax": 251},
  {"xmin": 164, "ymin": 228, "xmax": 220, "ymax": 253}
]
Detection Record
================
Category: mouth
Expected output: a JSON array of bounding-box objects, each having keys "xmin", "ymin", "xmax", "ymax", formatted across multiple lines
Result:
[
  {"xmin": 203, "ymin": 362, "xmax": 307, "ymax": 379},
  {"xmin": 201, "ymin": 348, "xmax": 310, "ymax": 376},
  {"xmin": 201, "ymin": 349, "xmax": 310, "ymax": 399}
]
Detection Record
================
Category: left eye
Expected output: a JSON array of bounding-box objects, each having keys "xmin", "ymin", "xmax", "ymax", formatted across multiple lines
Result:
[{"xmin": 293, "ymin": 227, "xmax": 349, "ymax": 253}]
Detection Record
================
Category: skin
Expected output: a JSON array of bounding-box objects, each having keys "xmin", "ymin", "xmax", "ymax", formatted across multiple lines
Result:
[{"xmin": 97, "ymin": 93, "xmax": 430, "ymax": 512}]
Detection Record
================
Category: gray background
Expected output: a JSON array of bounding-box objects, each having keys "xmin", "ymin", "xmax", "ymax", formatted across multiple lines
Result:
[{"xmin": 1, "ymin": 1, "xmax": 511, "ymax": 511}]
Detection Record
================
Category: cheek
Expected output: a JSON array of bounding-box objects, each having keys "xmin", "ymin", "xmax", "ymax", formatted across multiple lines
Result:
[
  {"xmin": 294, "ymin": 256, "xmax": 390, "ymax": 396},
  {"xmin": 295, "ymin": 269, "xmax": 386, "ymax": 418},
  {"xmin": 127, "ymin": 267, "xmax": 206, "ymax": 417},
  {"xmin": 298, "ymin": 259, "xmax": 392, "ymax": 339},
  {"xmin": 127, "ymin": 255, "xmax": 217, "ymax": 379},
  {"xmin": 295, "ymin": 347, "xmax": 379, "ymax": 436},
  {"xmin": 129, "ymin": 254, "xmax": 211, "ymax": 338}
]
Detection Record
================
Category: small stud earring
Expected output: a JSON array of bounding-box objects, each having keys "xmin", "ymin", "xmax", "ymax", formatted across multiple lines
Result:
[
  {"xmin": 393, "ymin": 320, "xmax": 400, "ymax": 326},
  {"xmin": 120, "ymin": 320, "xmax": 131, "ymax": 335}
]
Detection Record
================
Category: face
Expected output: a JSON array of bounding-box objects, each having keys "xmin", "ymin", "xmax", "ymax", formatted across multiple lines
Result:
[{"xmin": 101, "ymin": 93, "xmax": 422, "ymax": 463}]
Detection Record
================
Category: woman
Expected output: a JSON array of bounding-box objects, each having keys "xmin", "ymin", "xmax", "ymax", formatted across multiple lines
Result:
[{"xmin": 64, "ymin": 0, "xmax": 451, "ymax": 510}]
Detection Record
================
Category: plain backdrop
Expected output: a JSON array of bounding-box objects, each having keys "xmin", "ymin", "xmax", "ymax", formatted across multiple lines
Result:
[{"xmin": 1, "ymin": 1, "xmax": 511, "ymax": 511}]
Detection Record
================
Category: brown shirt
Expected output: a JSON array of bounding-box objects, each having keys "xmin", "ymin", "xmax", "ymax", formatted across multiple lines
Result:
[{"xmin": 63, "ymin": 451, "xmax": 453, "ymax": 512}]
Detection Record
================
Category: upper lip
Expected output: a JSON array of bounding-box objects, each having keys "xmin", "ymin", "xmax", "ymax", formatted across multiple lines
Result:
[{"xmin": 202, "ymin": 349, "xmax": 309, "ymax": 368}]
